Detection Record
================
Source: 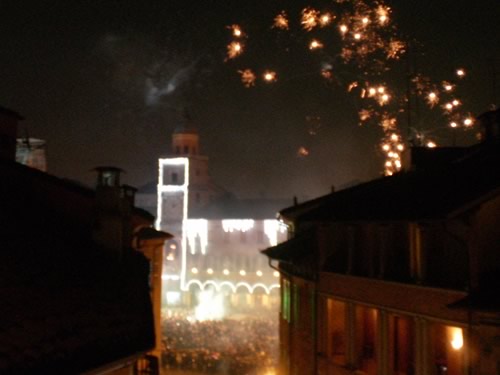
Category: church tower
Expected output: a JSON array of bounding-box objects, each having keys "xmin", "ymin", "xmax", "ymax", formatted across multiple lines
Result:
[{"xmin": 156, "ymin": 112, "xmax": 216, "ymax": 289}]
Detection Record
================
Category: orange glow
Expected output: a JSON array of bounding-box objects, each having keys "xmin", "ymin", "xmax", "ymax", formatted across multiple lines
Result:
[
  {"xmin": 238, "ymin": 69, "xmax": 256, "ymax": 87},
  {"xmin": 273, "ymin": 11, "xmax": 289, "ymax": 29},
  {"xmin": 449, "ymin": 327, "xmax": 464, "ymax": 350},
  {"xmin": 263, "ymin": 70, "xmax": 277, "ymax": 82},
  {"xmin": 309, "ymin": 39, "xmax": 323, "ymax": 50},
  {"xmin": 226, "ymin": 41, "xmax": 243, "ymax": 60}
]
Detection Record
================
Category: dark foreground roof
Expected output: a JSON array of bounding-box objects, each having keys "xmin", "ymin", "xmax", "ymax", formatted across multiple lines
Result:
[
  {"xmin": 282, "ymin": 143, "xmax": 500, "ymax": 223},
  {"xmin": 0, "ymin": 159, "xmax": 155, "ymax": 374}
]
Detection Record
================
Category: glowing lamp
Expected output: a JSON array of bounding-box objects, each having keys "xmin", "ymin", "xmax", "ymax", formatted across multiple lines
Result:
[
  {"xmin": 273, "ymin": 271, "xmax": 280, "ymax": 277},
  {"xmin": 339, "ymin": 24, "xmax": 348, "ymax": 34},
  {"xmin": 464, "ymin": 118, "xmax": 473, "ymax": 126},
  {"xmin": 362, "ymin": 17, "xmax": 369, "ymax": 25},
  {"xmin": 450, "ymin": 122, "xmax": 458, "ymax": 128},
  {"xmin": 256, "ymin": 270, "xmax": 263, "ymax": 277},
  {"xmin": 427, "ymin": 141, "xmax": 437, "ymax": 148},
  {"xmin": 223, "ymin": 269, "xmax": 230, "ymax": 275},
  {"xmin": 207, "ymin": 268, "xmax": 214, "ymax": 275},
  {"xmin": 191, "ymin": 267, "xmax": 199, "ymax": 274},
  {"xmin": 456, "ymin": 69, "xmax": 465, "ymax": 77},
  {"xmin": 239, "ymin": 270, "xmax": 246, "ymax": 276},
  {"xmin": 354, "ymin": 33, "xmax": 362, "ymax": 40},
  {"xmin": 450, "ymin": 327, "xmax": 464, "ymax": 350}
]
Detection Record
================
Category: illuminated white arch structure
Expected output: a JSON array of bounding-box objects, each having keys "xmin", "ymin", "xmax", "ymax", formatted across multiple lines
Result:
[{"xmin": 185, "ymin": 279, "xmax": 280, "ymax": 295}]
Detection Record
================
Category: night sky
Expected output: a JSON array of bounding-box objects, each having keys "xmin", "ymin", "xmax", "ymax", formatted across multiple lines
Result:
[{"xmin": 1, "ymin": 0, "xmax": 499, "ymax": 200}]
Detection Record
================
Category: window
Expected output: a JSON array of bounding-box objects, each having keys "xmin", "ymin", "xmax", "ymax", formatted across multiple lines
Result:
[
  {"xmin": 176, "ymin": 146, "xmax": 180, "ymax": 154},
  {"xmin": 429, "ymin": 324, "xmax": 465, "ymax": 375},
  {"xmin": 171, "ymin": 172, "xmax": 178, "ymax": 184},
  {"xmin": 355, "ymin": 306, "xmax": 378, "ymax": 374},
  {"xmin": 390, "ymin": 315, "xmax": 415, "ymax": 375},
  {"xmin": 282, "ymin": 279, "xmax": 291, "ymax": 323},
  {"xmin": 293, "ymin": 284, "xmax": 300, "ymax": 324},
  {"xmin": 184, "ymin": 145, "xmax": 189, "ymax": 154},
  {"xmin": 327, "ymin": 299, "xmax": 347, "ymax": 365}
]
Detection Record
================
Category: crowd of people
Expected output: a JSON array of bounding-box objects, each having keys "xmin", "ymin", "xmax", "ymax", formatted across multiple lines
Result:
[{"xmin": 161, "ymin": 315, "xmax": 278, "ymax": 374}]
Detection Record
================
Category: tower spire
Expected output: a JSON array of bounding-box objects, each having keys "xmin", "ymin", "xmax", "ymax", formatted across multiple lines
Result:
[{"xmin": 172, "ymin": 109, "xmax": 199, "ymax": 156}]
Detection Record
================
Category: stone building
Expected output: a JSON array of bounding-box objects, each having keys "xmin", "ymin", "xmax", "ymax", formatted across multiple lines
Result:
[{"xmin": 264, "ymin": 109, "xmax": 500, "ymax": 375}]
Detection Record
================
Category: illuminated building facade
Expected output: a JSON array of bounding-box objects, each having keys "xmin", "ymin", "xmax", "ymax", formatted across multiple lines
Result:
[
  {"xmin": 264, "ymin": 110, "xmax": 500, "ymax": 375},
  {"xmin": 145, "ymin": 116, "xmax": 288, "ymax": 313}
]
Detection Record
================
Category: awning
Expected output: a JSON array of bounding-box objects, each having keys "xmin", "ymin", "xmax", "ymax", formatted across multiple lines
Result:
[{"xmin": 261, "ymin": 231, "xmax": 315, "ymax": 264}]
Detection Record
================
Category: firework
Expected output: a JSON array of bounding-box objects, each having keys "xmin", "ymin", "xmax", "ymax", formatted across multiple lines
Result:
[
  {"xmin": 309, "ymin": 39, "xmax": 324, "ymax": 50},
  {"xmin": 301, "ymin": 8, "xmax": 320, "ymax": 31},
  {"xmin": 239, "ymin": 69, "xmax": 256, "ymax": 87},
  {"xmin": 223, "ymin": 1, "xmax": 476, "ymax": 175},
  {"xmin": 229, "ymin": 24, "xmax": 244, "ymax": 38},
  {"xmin": 273, "ymin": 11, "xmax": 289, "ymax": 29},
  {"xmin": 263, "ymin": 70, "xmax": 277, "ymax": 82},
  {"xmin": 226, "ymin": 41, "xmax": 243, "ymax": 60}
]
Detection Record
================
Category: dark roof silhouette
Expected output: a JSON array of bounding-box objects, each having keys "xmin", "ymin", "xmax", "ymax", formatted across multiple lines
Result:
[
  {"xmin": 281, "ymin": 142, "xmax": 500, "ymax": 223},
  {"xmin": 0, "ymin": 158, "xmax": 155, "ymax": 373}
]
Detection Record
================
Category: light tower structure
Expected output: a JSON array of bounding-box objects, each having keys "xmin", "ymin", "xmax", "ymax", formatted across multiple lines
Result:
[{"xmin": 156, "ymin": 115, "xmax": 215, "ymax": 294}]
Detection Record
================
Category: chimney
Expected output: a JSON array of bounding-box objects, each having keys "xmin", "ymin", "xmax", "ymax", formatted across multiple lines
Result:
[
  {"xmin": 92, "ymin": 166, "xmax": 132, "ymax": 259},
  {"xmin": 0, "ymin": 107, "xmax": 23, "ymax": 161},
  {"xmin": 477, "ymin": 108, "xmax": 500, "ymax": 144}
]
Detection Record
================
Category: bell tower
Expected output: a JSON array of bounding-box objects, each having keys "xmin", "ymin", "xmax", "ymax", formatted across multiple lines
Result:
[
  {"xmin": 172, "ymin": 112, "xmax": 200, "ymax": 156},
  {"xmin": 156, "ymin": 112, "xmax": 218, "ymax": 290}
]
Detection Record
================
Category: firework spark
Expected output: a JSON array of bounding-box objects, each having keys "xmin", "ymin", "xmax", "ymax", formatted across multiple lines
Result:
[
  {"xmin": 263, "ymin": 70, "xmax": 277, "ymax": 82},
  {"xmin": 239, "ymin": 69, "xmax": 256, "ymax": 87},
  {"xmin": 301, "ymin": 8, "xmax": 320, "ymax": 31},
  {"xmin": 309, "ymin": 39, "xmax": 324, "ymax": 50},
  {"xmin": 273, "ymin": 11, "xmax": 289, "ymax": 29},
  {"xmin": 226, "ymin": 41, "xmax": 243, "ymax": 60},
  {"xmin": 223, "ymin": 1, "xmax": 475, "ymax": 175}
]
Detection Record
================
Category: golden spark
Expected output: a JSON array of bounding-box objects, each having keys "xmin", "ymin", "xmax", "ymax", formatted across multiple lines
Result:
[
  {"xmin": 238, "ymin": 69, "xmax": 256, "ymax": 87},
  {"xmin": 301, "ymin": 8, "xmax": 320, "ymax": 31},
  {"xmin": 263, "ymin": 70, "xmax": 277, "ymax": 82},
  {"xmin": 226, "ymin": 41, "xmax": 243, "ymax": 60},
  {"xmin": 376, "ymin": 5, "xmax": 390, "ymax": 25},
  {"xmin": 230, "ymin": 24, "xmax": 243, "ymax": 37},
  {"xmin": 273, "ymin": 11, "xmax": 289, "ymax": 30},
  {"xmin": 309, "ymin": 39, "xmax": 324, "ymax": 50},
  {"xmin": 320, "ymin": 13, "xmax": 334, "ymax": 26}
]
